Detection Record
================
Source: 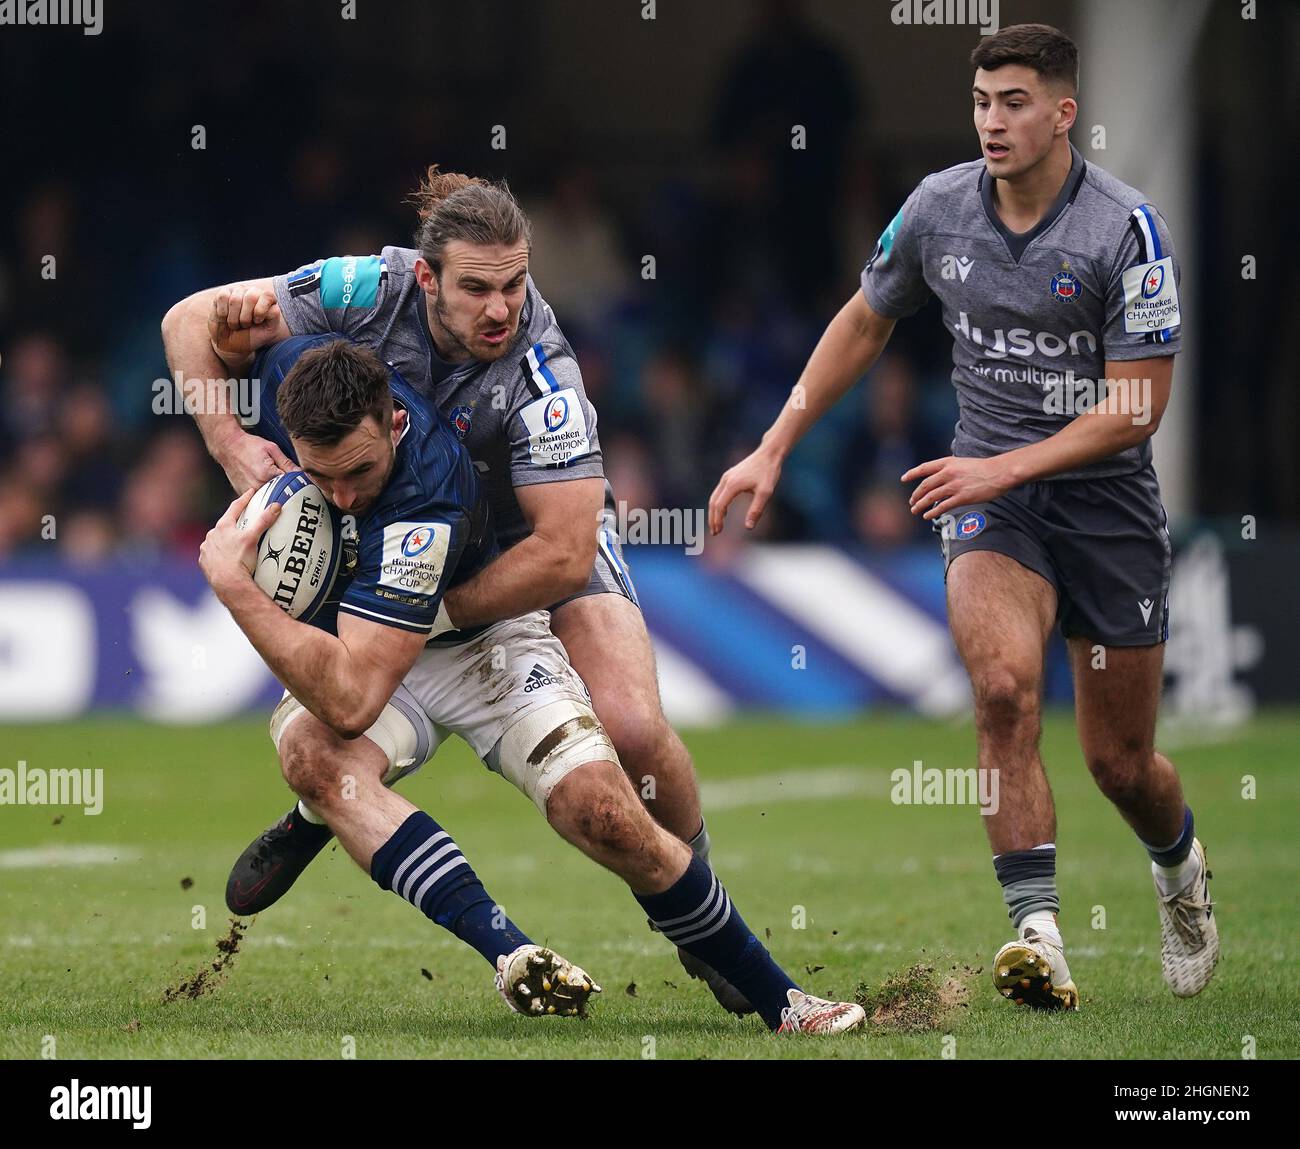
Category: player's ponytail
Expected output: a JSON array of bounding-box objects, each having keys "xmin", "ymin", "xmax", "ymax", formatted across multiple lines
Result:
[
  {"xmin": 410, "ymin": 164, "xmax": 486, "ymax": 219},
  {"xmin": 410, "ymin": 163, "xmax": 531, "ymax": 276}
]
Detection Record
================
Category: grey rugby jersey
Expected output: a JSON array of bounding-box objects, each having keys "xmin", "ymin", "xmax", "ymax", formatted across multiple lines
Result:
[{"xmin": 861, "ymin": 143, "xmax": 1182, "ymax": 479}]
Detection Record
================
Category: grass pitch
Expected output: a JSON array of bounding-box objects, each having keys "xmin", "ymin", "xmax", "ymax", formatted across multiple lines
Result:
[{"xmin": 2, "ymin": 712, "xmax": 1297, "ymax": 1060}]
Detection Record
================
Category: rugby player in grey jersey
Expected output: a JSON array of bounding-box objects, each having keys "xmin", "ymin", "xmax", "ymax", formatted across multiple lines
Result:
[
  {"xmin": 162, "ymin": 168, "xmax": 752, "ymax": 1016},
  {"xmin": 711, "ymin": 23, "xmax": 1217, "ymax": 1010}
]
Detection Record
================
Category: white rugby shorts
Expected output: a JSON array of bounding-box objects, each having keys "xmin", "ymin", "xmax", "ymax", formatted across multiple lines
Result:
[{"xmin": 269, "ymin": 610, "xmax": 615, "ymax": 809}]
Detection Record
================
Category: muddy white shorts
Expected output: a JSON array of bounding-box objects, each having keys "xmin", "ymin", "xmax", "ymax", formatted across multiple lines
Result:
[{"xmin": 269, "ymin": 610, "xmax": 617, "ymax": 810}]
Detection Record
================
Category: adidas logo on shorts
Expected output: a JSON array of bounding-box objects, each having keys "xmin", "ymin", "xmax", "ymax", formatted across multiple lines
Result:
[{"xmin": 523, "ymin": 663, "xmax": 559, "ymax": 692}]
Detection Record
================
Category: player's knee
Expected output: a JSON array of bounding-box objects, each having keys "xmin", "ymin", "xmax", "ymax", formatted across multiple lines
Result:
[
  {"xmin": 1084, "ymin": 741, "xmax": 1153, "ymax": 803},
  {"xmin": 971, "ymin": 663, "xmax": 1040, "ymax": 733},
  {"xmin": 598, "ymin": 692, "xmax": 671, "ymax": 773},
  {"xmin": 547, "ymin": 762, "xmax": 649, "ymax": 859},
  {"xmin": 279, "ymin": 733, "xmax": 346, "ymax": 809}
]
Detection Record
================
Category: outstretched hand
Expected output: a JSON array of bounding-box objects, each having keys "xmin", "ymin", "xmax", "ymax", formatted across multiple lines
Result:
[{"xmin": 708, "ymin": 445, "xmax": 784, "ymax": 535}]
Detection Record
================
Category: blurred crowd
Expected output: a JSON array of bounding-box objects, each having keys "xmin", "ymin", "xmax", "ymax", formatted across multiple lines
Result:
[{"xmin": 0, "ymin": 1, "xmax": 959, "ymax": 566}]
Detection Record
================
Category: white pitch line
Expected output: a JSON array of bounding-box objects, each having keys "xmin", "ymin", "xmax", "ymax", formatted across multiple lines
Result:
[
  {"xmin": 0, "ymin": 845, "xmax": 140, "ymax": 869},
  {"xmin": 699, "ymin": 766, "xmax": 888, "ymax": 811}
]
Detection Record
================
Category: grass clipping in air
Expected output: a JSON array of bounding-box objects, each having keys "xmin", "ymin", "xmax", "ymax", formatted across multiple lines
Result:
[{"xmin": 854, "ymin": 962, "xmax": 976, "ymax": 1033}]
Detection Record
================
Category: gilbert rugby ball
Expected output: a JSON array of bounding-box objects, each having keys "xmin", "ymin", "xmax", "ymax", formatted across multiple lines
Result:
[{"xmin": 237, "ymin": 471, "xmax": 339, "ymax": 621}]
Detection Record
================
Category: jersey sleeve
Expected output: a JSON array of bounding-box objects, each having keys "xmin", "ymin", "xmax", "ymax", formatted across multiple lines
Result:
[
  {"xmin": 506, "ymin": 341, "xmax": 605, "ymax": 487},
  {"xmin": 860, "ymin": 181, "xmax": 932, "ymax": 319},
  {"xmin": 272, "ymin": 253, "xmax": 394, "ymax": 339},
  {"xmin": 1101, "ymin": 204, "xmax": 1182, "ymax": 360},
  {"xmin": 338, "ymin": 504, "xmax": 467, "ymax": 636}
]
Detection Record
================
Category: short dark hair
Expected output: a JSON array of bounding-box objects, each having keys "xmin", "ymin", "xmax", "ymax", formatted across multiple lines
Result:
[
  {"xmin": 276, "ymin": 340, "xmax": 393, "ymax": 446},
  {"xmin": 409, "ymin": 164, "xmax": 531, "ymax": 278},
  {"xmin": 970, "ymin": 23, "xmax": 1079, "ymax": 93}
]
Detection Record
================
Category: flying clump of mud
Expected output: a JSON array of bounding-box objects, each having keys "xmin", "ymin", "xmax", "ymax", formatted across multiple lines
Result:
[{"xmin": 162, "ymin": 919, "xmax": 247, "ymax": 1003}]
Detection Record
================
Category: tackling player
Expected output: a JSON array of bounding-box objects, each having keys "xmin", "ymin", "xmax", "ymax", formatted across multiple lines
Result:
[
  {"xmin": 710, "ymin": 23, "xmax": 1216, "ymax": 1009},
  {"xmin": 200, "ymin": 332, "xmax": 866, "ymax": 1035},
  {"xmin": 162, "ymin": 169, "xmax": 746, "ymax": 1014}
]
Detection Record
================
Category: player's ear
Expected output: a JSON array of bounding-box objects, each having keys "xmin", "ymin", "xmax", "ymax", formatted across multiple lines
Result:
[
  {"xmin": 414, "ymin": 257, "xmax": 439, "ymax": 301},
  {"xmin": 390, "ymin": 406, "xmax": 407, "ymax": 444},
  {"xmin": 1056, "ymin": 94, "xmax": 1078, "ymax": 135}
]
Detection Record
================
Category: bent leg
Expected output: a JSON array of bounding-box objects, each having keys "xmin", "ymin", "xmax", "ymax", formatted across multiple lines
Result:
[
  {"xmin": 551, "ymin": 592, "xmax": 704, "ymax": 844},
  {"xmin": 546, "ymin": 759, "xmax": 692, "ymax": 894},
  {"xmin": 1068, "ymin": 638, "xmax": 1184, "ymax": 846},
  {"xmin": 277, "ymin": 711, "xmax": 534, "ymax": 968},
  {"xmin": 277, "ymin": 711, "xmax": 417, "ymax": 870},
  {"xmin": 544, "ymin": 758, "xmax": 805, "ymax": 1029}
]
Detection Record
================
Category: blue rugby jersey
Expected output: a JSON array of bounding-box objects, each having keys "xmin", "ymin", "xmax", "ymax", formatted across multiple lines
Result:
[{"xmin": 248, "ymin": 334, "xmax": 494, "ymax": 640}]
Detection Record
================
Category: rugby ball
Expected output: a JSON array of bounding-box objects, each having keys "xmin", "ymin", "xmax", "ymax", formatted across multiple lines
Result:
[{"xmin": 236, "ymin": 471, "xmax": 339, "ymax": 621}]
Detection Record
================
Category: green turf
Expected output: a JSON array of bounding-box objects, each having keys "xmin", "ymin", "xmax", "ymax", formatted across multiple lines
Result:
[{"xmin": 2, "ymin": 711, "xmax": 1297, "ymax": 1059}]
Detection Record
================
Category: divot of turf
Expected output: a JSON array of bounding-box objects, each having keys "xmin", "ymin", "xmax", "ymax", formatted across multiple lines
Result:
[{"xmin": 854, "ymin": 961, "xmax": 977, "ymax": 1033}]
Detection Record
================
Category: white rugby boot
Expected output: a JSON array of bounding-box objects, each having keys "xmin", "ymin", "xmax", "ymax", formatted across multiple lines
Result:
[
  {"xmin": 775, "ymin": 989, "xmax": 866, "ymax": 1034},
  {"xmin": 1154, "ymin": 837, "xmax": 1219, "ymax": 998},
  {"xmin": 993, "ymin": 924, "xmax": 1080, "ymax": 1011},
  {"xmin": 495, "ymin": 945, "xmax": 601, "ymax": 1018}
]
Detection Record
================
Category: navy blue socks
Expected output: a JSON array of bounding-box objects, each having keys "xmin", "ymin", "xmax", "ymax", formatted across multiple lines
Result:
[
  {"xmin": 371, "ymin": 811, "xmax": 530, "ymax": 966},
  {"xmin": 637, "ymin": 855, "xmax": 797, "ymax": 1029}
]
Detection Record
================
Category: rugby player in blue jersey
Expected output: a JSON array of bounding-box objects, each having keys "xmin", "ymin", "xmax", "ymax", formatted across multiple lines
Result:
[
  {"xmin": 197, "ymin": 333, "xmax": 865, "ymax": 1034},
  {"xmin": 711, "ymin": 23, "xmax": 1216, "ymax": 1010}
]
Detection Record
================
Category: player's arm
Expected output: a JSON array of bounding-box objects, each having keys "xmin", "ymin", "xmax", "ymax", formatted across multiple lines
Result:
[
  {"xmin": 441, "ymin": 477, "xmax": 603, "ymax": 628},
  {"xmin": 902, "ymin": 357, "xmax": 1174, "ymax": 519},
  {"xmin": 161, "ymin": 278, "xmax": 293, "ymax": 491},
  {"xmin": 199, "ymin": 489, "xmax": 431, "ymax": 738},
  {"xmin": 441, "ymin": 342, "xmax": 604, "ymax": 628},
  {"xmin": 164, "ymin": 254, "xmax": 384, "ymax": 491},
  {"xmin": 708, "ymin": 290, "xmax": 896, "ymax": 533},
  {"xmin": 216, "ymin": 580, "xmax": 426, "ymax": 739}
]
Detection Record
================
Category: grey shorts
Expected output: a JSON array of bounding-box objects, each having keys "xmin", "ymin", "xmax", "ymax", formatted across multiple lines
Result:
[
  {"xmin": 550, "ymin": 504, "xmax": 640, "ymax": 610},
  {"xmin": 938, "ymin": 466, "xmax": 1172, "ymax": 647}
]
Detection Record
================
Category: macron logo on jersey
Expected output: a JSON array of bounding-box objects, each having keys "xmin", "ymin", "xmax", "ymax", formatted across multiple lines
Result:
[{"xmin": 941, "ymin": 254, "xmax": 975, "ymax": 283}]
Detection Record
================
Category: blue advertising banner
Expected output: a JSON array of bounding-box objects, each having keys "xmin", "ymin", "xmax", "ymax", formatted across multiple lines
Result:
[{"xmin": 0, "ymin": 533, "xmax": 1282, "ymax": 725}]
